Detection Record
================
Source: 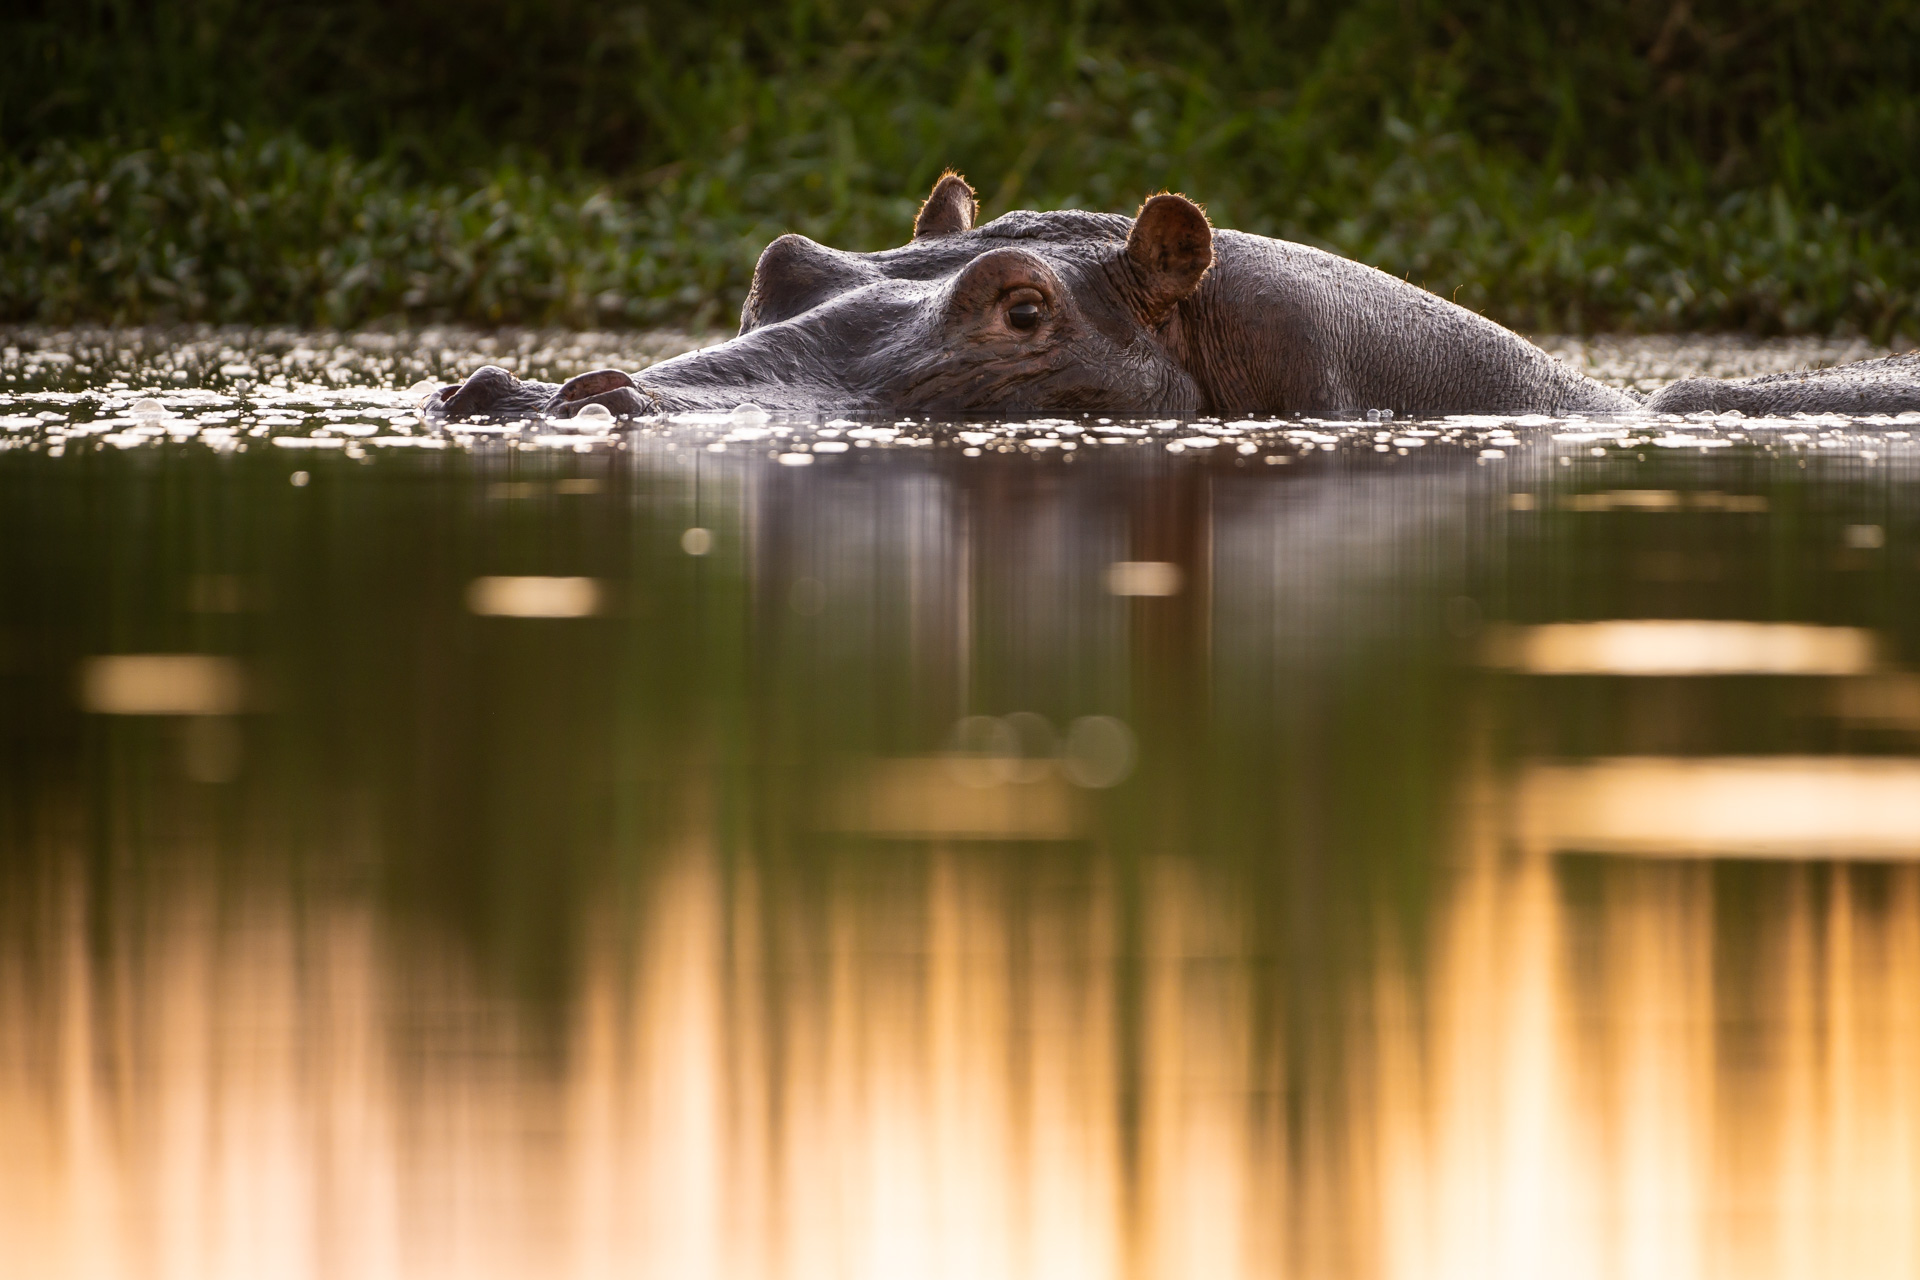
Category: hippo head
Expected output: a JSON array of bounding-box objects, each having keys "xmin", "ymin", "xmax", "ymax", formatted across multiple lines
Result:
[{"xmin": 427, "ymin": 176, "xmax": 1216, "ymax": 422}]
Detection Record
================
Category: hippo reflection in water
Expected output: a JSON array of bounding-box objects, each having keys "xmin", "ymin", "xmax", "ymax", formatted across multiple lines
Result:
[{"xmin": 427, "ymin": 174, "xmax": 1920, "ymax": 424}]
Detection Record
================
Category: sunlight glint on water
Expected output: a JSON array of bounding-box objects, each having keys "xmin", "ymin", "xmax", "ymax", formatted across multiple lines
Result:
[{"xmin": 9, "ymin": 841, "xmax": 1920, "ymax": 1277}]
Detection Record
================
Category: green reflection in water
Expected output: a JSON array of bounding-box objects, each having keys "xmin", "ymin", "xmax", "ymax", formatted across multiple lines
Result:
[{"xmin": 3, "ymin": 375, "xmax": 1920, "ymax": 1277}]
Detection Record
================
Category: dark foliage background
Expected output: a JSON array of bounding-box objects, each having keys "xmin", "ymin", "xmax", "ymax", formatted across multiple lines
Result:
[{"xmin": 5, "ymin": 0, "xmax": 1917, "ymax": 335}]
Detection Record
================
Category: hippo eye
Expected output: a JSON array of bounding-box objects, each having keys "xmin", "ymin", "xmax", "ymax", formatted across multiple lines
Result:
[{"xmin": 1006, "ymin": 301, "xmax": 1042, "ymax": 331}]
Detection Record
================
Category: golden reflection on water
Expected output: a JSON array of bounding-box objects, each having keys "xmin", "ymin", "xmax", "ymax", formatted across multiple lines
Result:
[
  {"xmin": 1484, "ymin": 622, "xmax": 1881, "ymax": 677},
  {"xmin": 1517, "ymin": 758, "xmax": 1920, "ymax": 858},
  {"xmin": 8, "ymin": 816, "xmax": 1920, "ymax": 1279}
]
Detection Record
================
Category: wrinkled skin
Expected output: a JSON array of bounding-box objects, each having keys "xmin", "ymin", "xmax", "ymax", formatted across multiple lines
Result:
[{"xmin": 425, "ymin": 175, "xmax": 1920, "ymax": 424}]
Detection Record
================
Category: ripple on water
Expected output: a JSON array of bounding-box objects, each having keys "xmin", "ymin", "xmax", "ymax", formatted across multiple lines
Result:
[{"xmin": 2, "ymin": 329, "xmax": 1917, "ymax": 463}]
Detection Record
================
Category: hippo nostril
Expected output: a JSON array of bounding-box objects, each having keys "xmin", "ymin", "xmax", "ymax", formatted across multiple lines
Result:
[
  {"xmin": 745, "ymin": 233, "xmax": 879, "ymax": 329},
  {"xmin": 555, "ymin": 368, "xmax": 636, "ymax": 401}
]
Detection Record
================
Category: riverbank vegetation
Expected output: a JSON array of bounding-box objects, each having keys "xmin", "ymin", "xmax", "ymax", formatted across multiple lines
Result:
[{"xmin": 5, "ymin": 0, "xmax": 1917, "ymax": 338}]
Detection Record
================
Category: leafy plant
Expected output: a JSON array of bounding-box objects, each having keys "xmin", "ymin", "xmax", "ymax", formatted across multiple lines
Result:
[{"xmin": 4, "ymin": 0, "xmax": 1916, "ymax": 336}]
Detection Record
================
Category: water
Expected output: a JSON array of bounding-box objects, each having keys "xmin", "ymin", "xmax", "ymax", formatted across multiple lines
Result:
[{"xmin": 4, "ymin": 329, "xmax": 1920, "ymax": 1279}]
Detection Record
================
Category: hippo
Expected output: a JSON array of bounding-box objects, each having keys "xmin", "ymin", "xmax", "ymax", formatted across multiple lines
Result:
[{"xmin": 425, "ymin": 174, "xmax": 1920, "ymax": 424}]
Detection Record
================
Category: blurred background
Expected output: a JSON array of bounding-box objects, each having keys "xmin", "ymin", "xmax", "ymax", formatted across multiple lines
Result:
[{"xmin": 4, "ymin": 0, "xmax": 1917, "ymax": 336}]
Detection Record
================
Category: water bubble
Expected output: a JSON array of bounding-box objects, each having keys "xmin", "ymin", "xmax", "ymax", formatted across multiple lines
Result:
[
  {"xmin": 574, "ymin": 403, "xmax": 615, "ymax": 421},
  {"xmin": 406, "ymin": 380, "xmax": 438, "ymax": 396},
  {"xmin": 949, "ymin": 715, "xmax": 1016, "ymax": 755},
  {"xmin": 1002, "ymin": 712, "xmax": 1058, "ymax": 784},
  {"xmin": 731, "ymin": 403, "xmax": 771, "ymax": 424},
  {"xmin": 129, "ymin": 398, "xmax": 168, "ymax": 419},
  {"xmin": 945, "ymin": 715, "xmax": 1020, "ymax": 788},
  {"xmin": 1061, "ymin": 716, "xmax": 1136, "ymax": 788}
]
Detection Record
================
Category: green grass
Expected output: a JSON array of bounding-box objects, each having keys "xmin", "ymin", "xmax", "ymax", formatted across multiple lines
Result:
[{"xmin": 5, "ymin": 0, "xmax": 1918, "ymax": 338}]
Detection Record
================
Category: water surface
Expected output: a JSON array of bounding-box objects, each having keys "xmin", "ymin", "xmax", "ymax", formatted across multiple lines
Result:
[{"xmin": 4, "ymin": 330, "xmax": 1919, "ymax": 1279}]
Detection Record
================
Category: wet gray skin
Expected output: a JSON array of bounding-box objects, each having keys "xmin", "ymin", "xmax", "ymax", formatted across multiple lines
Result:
[{"xmin": 424, "ymin": 175, "xmax": 1920, "ymax": 424}]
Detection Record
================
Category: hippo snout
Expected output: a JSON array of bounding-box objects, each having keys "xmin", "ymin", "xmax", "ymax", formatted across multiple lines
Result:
[
  {"xmin": 425, "ymin": 365, "xmax": 554, "ymax": 422},
  {"xmin": 421, "ymin": 364, "xmax": 660, "ymax": 425}
]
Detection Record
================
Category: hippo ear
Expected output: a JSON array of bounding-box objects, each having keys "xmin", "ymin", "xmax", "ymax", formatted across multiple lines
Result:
[
  {"xmin": 914, "ymin": 172, "xmax": 978, "ymax": 240},
  {"xmin": 1124, "ymin": 193, "xmax": 1213, "ymax": 325}
]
